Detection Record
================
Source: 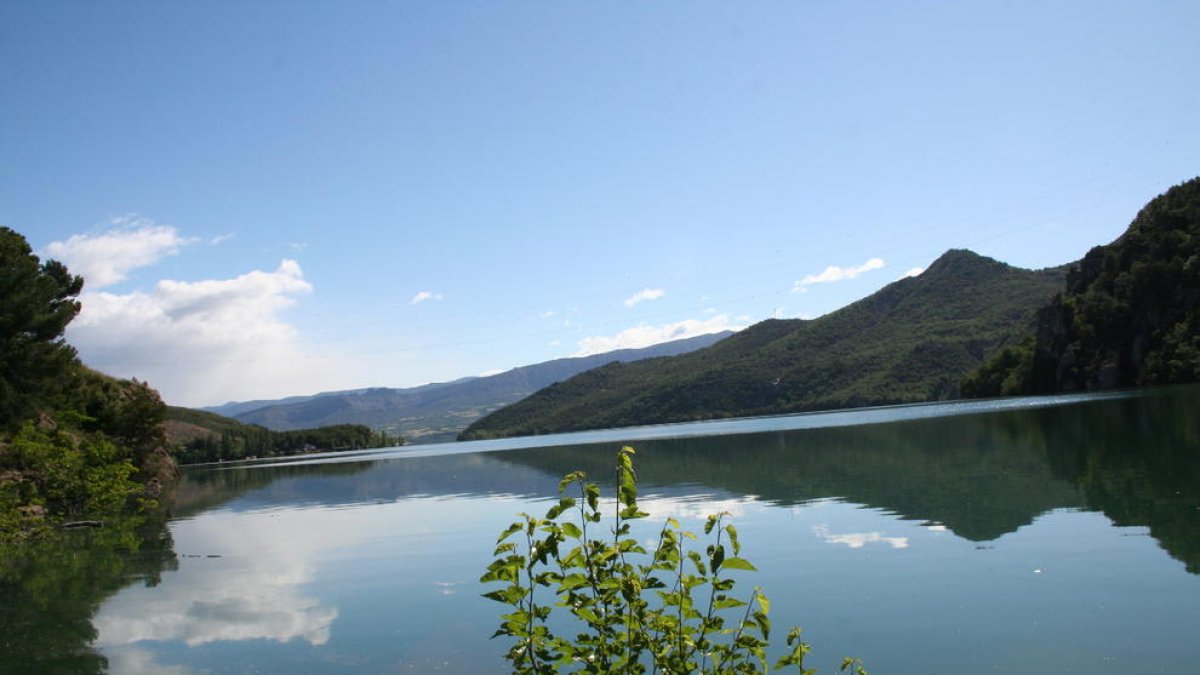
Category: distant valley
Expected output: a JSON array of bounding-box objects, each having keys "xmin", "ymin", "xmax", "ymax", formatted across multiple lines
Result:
[{"xmin": 202, "ymin": 331, "xmax": 731, "ymax": 443}]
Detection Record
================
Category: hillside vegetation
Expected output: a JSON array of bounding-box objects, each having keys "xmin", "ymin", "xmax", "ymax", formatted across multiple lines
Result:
[
  {"xmin": 0, "ymin": 227, "xmax": 175, "ymax": 542},
  {"xmin": 462, "ymin": 249, "xmax": 1065, "ymax": 439},
  {"xmin": 963, "ymin": 176, "xmax": 1200, "ymax": 396},
  {"xmin": 165, "ymin": 406, "xmax": 400, "ymax": 464}
]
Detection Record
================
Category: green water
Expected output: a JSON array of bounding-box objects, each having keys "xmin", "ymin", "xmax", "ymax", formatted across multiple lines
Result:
[{"xmin": 3, "ymin": 386, "xmax": 1199, "ymax": 673}]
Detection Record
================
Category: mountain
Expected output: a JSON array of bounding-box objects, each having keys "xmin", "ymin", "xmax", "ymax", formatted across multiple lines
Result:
[
  {"xmin": 207, "ymin": 331, "xmax": 732, "ymax": 443},
  {"xmin": 963, "ymin": 176, "xmax": 1200, "ymax": 396},
  {"xmin": 203, "ymin": 379, "xmax": 477, "ymax": 419},
  {"xmin": 460, "ymin": 250, "xmax": 1066, "ymax": 439}
]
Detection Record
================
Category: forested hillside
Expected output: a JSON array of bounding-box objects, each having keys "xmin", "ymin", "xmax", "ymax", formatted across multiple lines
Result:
[
  {"xmin": 0, "ymin": 227, "xmax": 175, "ymax": 542},
  {"xmin": 462, "ymin": 249, "xmax": 1065, "ymax": 439},
  {"xmin": 963, "ymin": 177, "xmax": 1200, "ymax": 396},
  {"xmin": 164, "ymin": 407, "xmax": 399, "ymax": 464}
]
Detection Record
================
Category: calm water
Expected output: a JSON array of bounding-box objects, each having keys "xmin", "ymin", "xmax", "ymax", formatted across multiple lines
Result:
[{"xmin": 3, "ymin": 387, "xmax": 1200, "ymax": 674}]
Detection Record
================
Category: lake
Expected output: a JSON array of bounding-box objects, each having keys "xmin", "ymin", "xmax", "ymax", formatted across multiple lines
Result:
[{"xmin": 3, "ymin": 386, "xmax": 1199, "ymax": 674}]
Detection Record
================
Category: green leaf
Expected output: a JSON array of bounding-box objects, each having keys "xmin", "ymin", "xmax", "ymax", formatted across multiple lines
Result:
[
  {"xmin": 558, "ymin": 471, "xmax": 585, "ymax": 493},
  {"xmin": 713, "ymin": 597, "xmax": 747, "ymax": 610},
  {"xmin": 497, "ymin": 522, "xmax": 522, "ymax": 543},
  {"xmin": 720, "ymin": 557, "xmax": 757, "ymax": 572},
  {"xmin": 754, "ymin": 610, "xmax": 771, "ymax": 640},
  {"xmin": 709, "ymin": 543, "xmax": 725, "ymax": 572},
  {"xmin": 559, "ymin": 573, "xmax": 589, "ymax": 591},
  {"xmin": 573, "ymin": 606, "xmax": 601, "ymax": 624}
]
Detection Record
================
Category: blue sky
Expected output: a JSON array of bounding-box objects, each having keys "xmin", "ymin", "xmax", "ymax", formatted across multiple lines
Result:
[{"xmin": 3, "ymin": 2, "xmax": 1198, "ymax": 407}]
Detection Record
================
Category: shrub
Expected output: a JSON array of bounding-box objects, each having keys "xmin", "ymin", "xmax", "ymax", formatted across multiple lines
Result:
[{"xmin": 482, "ymin": 446, "xmax": 866, "ymax": 674}]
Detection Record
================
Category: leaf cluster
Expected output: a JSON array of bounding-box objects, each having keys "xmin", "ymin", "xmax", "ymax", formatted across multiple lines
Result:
[{"xmin": 482, "ymin": 446, "xmax": 864, "ymax": 674}]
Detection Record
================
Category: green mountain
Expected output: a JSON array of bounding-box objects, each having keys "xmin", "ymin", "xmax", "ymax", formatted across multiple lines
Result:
[
  {"xmin": 963, "ymin": 176, "xmax": 1200, "ymax": 396},
  {"xmin": 461, "ymin": 249, "xmax": 1066, "ymax": 439},
  {"xmin": 211, "ymin": 331, "xmax": 731, "ymax": 443}
]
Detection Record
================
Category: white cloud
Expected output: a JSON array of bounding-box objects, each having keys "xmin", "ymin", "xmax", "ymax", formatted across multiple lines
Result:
[
  {"xmin": 793, "ymin": 257, "xmax": 885, "ymax": 293},
  {"xmin": 410, "ymin": 290, "xmax": 444, "ymax": 305},
  {"xmin": 772, "ymin": 306, "xmax": 786, "ymax": 319},
  {"xmin": 478, "ymin": 368, "xmax": 506, "ymax": 377},
  {"xmin": 574, "ymin": 314, "xmax": 748, "ymax": 356},
  {"xmin": 902, "ymin": 267, "xmax": 925, "ymax": 278},
  {"xmin": 66, "ymin": 259, "xmax": 332, "ymax": 406},
  {"xmin": 43, "ymin": 218, "xmax": 196, "ymax": 289},
  {"xmin": 624, "ymin": 287, "xmax": 665, "ymax": 307},
  {"xmin": 210, "ymin": 233, "xmax": 236, "ymax": 245}
]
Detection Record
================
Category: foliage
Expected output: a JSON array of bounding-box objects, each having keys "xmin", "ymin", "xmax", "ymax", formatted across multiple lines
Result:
[
  {"xmin": 964, "ymin": 176, "xmax": 1200, "ymax": 395},
  {"xmin": 959, "ymin": 336, "xmax": 1035, "ymax": 398},
  {"xmin": 0, "ymin": 227, "xmax": 84, "ymax": 428},
  {"xmin": 0, "ymin": 421, "xmax": 149, "ymax": 542},
  {"xmin": 0, "ymin": 226, "xmax": 173, "ymax": 542},
  {"xmin": 482, "ymin": 446, "xmax": 866, "ymax": 674},
  {"xmin": 464, "ymin": 250, "xmax": 1064, "ymax": 439},
  {"xmin": 166, "ymin": 406, "xmax": 401, "ymax": 464}
]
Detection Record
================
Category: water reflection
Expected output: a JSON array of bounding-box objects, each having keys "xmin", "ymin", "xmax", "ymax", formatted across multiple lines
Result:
[
  {"xmin": 94, "ymin": 509, "xmax": 343, "ymax": 649},
  {"xmin": 0, "ymin": 517, "xmax": 177, "ymax": 674},
  {"xmin": 1, "ymin": 386, "xmax": 1197, "ymax": 673},
  {"xmin": 496, "ymin": 386, "xmax": 1200, "ymax": 570},
  {"xmin": 811, "ymin": 524, "xmax": 910, "ymax": 549}
]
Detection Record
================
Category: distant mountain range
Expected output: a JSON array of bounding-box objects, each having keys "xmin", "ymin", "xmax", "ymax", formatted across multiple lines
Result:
[
  {"xmin": 460, "ymin": 249, "xmax": 1067, "ymax": 439},
  {"xmin": 203, "ymin": 178, "xmax": 1200, "ymax": 445},
  {"xmin": 202, "ymin": 331, "xmax": 732, "ymax": 443}
]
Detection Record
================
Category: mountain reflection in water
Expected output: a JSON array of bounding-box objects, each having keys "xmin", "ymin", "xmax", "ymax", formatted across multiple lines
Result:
[{"xmin": 0, "ymin": 385, "xmax": 1196, "ymax": 673}]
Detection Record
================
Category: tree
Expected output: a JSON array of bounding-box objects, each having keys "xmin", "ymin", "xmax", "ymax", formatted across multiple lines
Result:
[{"xmin": 0, "ymin": 227, "xmax": 84, "ymax": 428}]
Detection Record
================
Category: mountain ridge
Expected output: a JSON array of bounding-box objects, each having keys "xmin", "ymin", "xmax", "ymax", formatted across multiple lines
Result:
[
  {"xmin": 206, "ymin": 331, "xmax": 733, "ymax": 442},
  {"xmin": 461, "ymin": 249, "xmax": 1067, "ymax": 439}
]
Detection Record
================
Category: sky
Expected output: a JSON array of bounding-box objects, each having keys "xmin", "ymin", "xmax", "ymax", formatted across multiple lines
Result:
[{"xmin": 3, "ymin": 1, "xmax": 1198, "ymax": 408}]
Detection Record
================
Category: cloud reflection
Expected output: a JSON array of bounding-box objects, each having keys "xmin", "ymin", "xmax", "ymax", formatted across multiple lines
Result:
[
  {"xmin": 100, "ymin": 647, "xmax": 206, "ymax": 675},
  {"xmin": 94, "ymin": 507, "xmax": 361, "ymax": 649},
  {"xmin": 812, "ymin": 524, "xmax": 909, "ymax": 549}
]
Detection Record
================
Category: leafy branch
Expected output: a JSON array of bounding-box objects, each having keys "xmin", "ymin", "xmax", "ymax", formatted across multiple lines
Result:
[{"xmin": 482, "ymin": 445, "xmax": 865, "ymax": 674}]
